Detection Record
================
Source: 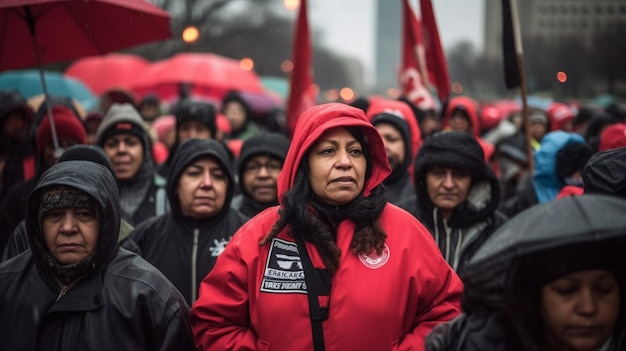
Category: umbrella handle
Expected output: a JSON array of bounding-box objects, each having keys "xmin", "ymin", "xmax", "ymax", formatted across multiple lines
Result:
[{"xmin": 26, "ymin": 5, "xmax": 62, "ymax": 155}]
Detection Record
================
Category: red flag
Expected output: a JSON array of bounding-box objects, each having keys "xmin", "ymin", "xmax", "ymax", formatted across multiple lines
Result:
[
  {"xmin": 286, "ymin": 0, "xmax": 315, "ymax": 135},
  {"xmin": 400, "ymin": 0, "xmax": 435, "ymax": 110},
  {"xmin": 420, "ymin": 0, "xmax": 451, "ymax": 102}
]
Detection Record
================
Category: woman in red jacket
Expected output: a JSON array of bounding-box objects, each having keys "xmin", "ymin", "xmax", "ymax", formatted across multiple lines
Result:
[{"xmin": 191, "ymin": 103, "xmax": 463, "ymax": 351}]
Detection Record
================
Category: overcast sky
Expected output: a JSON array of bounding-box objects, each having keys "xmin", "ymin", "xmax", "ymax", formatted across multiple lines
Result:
[{"xmin": 308, "ymin": 0, "xmax": 485, "ymax": 84}]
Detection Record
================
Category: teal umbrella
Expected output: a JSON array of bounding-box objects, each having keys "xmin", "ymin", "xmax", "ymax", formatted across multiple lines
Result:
[
  {"xmin": 0, "ymin": 70, "xmax": 97, "ymax": 111},
  {"xmin": 260, "ymin": 76, "xmax": 288, "ymax": 101}
]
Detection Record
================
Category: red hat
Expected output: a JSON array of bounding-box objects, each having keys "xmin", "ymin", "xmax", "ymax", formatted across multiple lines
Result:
[
  {"xmin": 547, "ymin": 102, "xmax": 575, "ymax": 131},
  {"xmin": 599, "ymin": 123, "xmax": 626, "ymax": 152},
  {"xmin": 36, "ymin": 106, "xmax": 87, "ymax": 155},
  {"xmin": 479, "ymin": 105, "xmax": 503, "ymax": 132}
]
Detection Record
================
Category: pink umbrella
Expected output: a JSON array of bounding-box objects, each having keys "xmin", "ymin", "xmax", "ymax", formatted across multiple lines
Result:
[
  {"xmin": 65, "ymin": 54, "xmax": 150, "ymax": 95},
  {"xmin": 131, "ymin": 53, "xmax": 264, "ymax": 101}
]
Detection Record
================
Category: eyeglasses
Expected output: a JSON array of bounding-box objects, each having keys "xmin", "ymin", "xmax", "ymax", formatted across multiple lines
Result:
[{"xmin": 243, "ymin": 161, "xmax": 282, "ymax": 173}]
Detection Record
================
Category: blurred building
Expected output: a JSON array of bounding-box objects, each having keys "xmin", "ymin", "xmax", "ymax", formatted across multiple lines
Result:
[
  {"xmin": 484, "ymin": 0, "xmax": 626, "ymax": 60},
  {"xmin": 374, "ymin": 0, "xmax": 402, "ymax": 93}
]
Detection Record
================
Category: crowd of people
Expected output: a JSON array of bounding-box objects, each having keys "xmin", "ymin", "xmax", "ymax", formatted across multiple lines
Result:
[{"xmin": 0, "ymin": 85, "xmax": 625, "ymax": 350}]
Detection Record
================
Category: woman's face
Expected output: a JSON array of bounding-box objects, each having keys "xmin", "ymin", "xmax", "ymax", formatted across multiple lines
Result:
[
  {"xmin": 307, "ymin": 127, "xmax": 367, "ymax": 205},
  {"xmin": 540, "ymin": 269, "xmax": 620, "ymax": 351}
]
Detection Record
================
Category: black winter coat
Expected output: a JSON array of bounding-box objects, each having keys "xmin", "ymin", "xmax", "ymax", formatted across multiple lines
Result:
[
  {"xmin": 130, "ymin": 139, "xmax": 249, "ymax": 305},
  {"xmin": 0, "ymin": 161, "xmax": 193, "ymax": 351}
]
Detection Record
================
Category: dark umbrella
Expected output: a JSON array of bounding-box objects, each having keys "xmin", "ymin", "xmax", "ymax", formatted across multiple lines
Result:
[{"xmin": 460, "ymin": 194, "xmax": 626, "ymax": 311}]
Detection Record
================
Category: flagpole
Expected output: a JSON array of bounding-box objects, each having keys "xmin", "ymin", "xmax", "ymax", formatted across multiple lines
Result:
[{"xmin": 509, "ymin": 0, "xmax": 533, "ymax": 173}]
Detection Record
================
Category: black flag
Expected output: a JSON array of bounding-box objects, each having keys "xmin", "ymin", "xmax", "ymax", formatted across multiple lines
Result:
[{"xmin": 502, "ymin": 0, "xmax": 521, "ymax": 89}]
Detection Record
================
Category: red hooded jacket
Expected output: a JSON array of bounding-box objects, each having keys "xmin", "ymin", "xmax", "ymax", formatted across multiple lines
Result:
[
  {"xmin": 442, "ymin": 96, "xmax": 495, "ymax": 161},
  {"xmin": 191, "ymin": 103, "xmax": 462, "ymax": 351}
]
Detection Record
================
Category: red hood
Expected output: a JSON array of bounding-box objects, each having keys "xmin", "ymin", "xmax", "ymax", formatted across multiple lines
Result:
[
  {"xmin": 442, "ymin": 96, "xmax": 481, "ymax": 138},
  {"xmin": 277, "ymin": 103, "xmax": 391, "ymax": 203},
  {"xmin": 366, "ymin": 98, "xmax": 423, "ymax": 159}
]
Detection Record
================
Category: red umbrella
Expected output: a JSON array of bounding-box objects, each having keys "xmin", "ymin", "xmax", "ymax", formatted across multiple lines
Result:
[
  {"xmin": 0, "ymin": 0, "xmax": 171, "ymax": 71},
  {"xmin": 130, "ymin": 53, "xmax": 264, "ymax": 101},
  {"xmin": 0, "ymin": 0, "xmax": 170, "ymax": 152},
  {"xmin": 65, "ymin": 54, "xmax": 150, "ymax": 95}
]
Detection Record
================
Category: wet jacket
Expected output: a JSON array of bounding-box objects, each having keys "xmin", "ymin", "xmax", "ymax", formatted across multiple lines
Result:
[
  {"xmin": 130, "ymin": 139, "xmax": 249, "ymax": 305},
  {"xmin": 0, "ymin": 91, "xmax": 34, "ymax": 201},
  {"xmin": 191, "ymin": 103, "xmax": 463, "ymax": 351},
  {"xmin": 583, "ymin": 146, "xmax": 626, "ymax": 197},
  {"xmin": 96, "ymin": 103, "xmax": 169, "ymax": 226},
  {"xmin": 426, "ymin": 195, "xmax": 626, "ymax": 351},
  {"xmin": 0, "ymin": 161, "xmax": 193, "ymax": 351},
  {"xmin": 499, "ymin": 131, "xmax": 585, "ymax": 216},
  {"xmin": 414, "ymin": 131, "xmax": 506, "ymax": 272}
]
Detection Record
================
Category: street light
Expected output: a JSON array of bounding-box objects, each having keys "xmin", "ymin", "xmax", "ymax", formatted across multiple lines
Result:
[
  {"xmin": 281, "ymin": 60, "xmax": 294, "ymax": 73},
  {"xmin": 283, "ymin": 0, "xmax": 299, "ymax": 11},
  {"xmin": 240, "ymin": 57, "xmax": 254, "ymax": 71},
  {"xmin": 340, "ymin": 87, "xmax": 354, "ymax": 101},
  {"xmin": 182, "ymin": 26, "xmax": 199, "ymax": 44}
]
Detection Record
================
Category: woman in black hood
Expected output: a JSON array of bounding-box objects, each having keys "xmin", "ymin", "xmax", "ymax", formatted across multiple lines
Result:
[
  {"xmin": 0, "ymin": 160, "xmax": 193, "ymax": 350},
  {"xmin": 413, "ymin": 131, "xmax": 507, "ymax": 272},
  {"xmin": 130, "ymin": 138, "xmax": 249, "ymax": 305}
]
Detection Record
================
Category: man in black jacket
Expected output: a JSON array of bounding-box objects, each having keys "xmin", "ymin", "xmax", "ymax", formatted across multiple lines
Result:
[{"xmin": 0, "ymin": 160, "xmax": 193, "ymax": 350}]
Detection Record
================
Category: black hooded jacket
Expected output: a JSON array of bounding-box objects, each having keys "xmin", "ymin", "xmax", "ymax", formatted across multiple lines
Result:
[
  {"xmin": 583, "ymin": 146, "xmax": 626, "ymax": 197},
  {"xmin": 426, "ymin": 195, "xmax": 626, "ymax": 351},
  {"xmin": 414, "ymin": 131, "xmax": 507, "ymax": 271},
  {"xmin": 0, "ymin": 161, "xmax": 193, "ymax": 351},
  {"xmin": 0, "ymin": 91, "xmax": 34, "ymax": 202},
  {"xmin": 130, "ymin": 138, "xmax": 249, "ymax": 305},
  {"xmin": 371, "ymin": 113, "xmax": 419, "ymax": 216},
  {"xmin": 231, "ymin": 131, "xmax": 290, "ymax": 218}
]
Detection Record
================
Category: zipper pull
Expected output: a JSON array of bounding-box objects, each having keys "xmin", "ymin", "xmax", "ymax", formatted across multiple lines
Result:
[{"xmin": 56, "ymin": 285, "xmax": 70, "ymax": 301}]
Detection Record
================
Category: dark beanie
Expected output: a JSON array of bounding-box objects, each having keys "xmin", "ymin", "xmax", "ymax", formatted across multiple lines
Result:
[
  {"xmin": 237, "ymin": 132, "xmax": 290, "ymax": 178},
  {"xmin": 555, "ymin": 142, "xmax": 594, "ymax": 180},
  {"xmin": 371, "ymin": 112, "xmax": 412, "ymax": 147},
  {"xmin": 96, "ymin": 103, "xmax": 147, "ymax": 149},
  {"xmin": 35, "ymin": 106, "xmax": 87, "ymax": 155},
  {"xmin": 414, "ymin": 130, "xmax": 488, "ymax": 180},
  {"xmin": 174, "ymin": 100, "xmax": 217, "ymax": 138},
  {"xmin": 38, "ymin": 186, "xmax": 98, "ymax": 225}
]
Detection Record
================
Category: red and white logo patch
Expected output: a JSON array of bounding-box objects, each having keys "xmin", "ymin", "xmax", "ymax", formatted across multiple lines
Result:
[{"xmin": 358, "ymin": 243, "xmax": 390, "ymax": 269}]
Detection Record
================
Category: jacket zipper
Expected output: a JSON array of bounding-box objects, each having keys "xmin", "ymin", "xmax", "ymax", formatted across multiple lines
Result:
[
  {"xmin": 191, "ymin": 228, "xmax": 199, "ymax": 302},
  {"xmin": 55, "ymin": 275, "xmax": 85, "ymax": 301}
]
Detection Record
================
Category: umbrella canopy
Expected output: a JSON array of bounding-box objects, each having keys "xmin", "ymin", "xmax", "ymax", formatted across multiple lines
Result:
[
  {"xmin": 130, "ymin": 53, "xmax": 264, "ymax": 101},
  {"xmin": 461, "ymin": 194, "xmax": 626, "ymax": 311},
  {"xmin": 0, "ymin": 0, "xmax": 171, "ymax": 71},
  {"xmin": 260, "ymin": 76, "xmax": 288, "ymax": 103},
  {"xmin": 65, "ymin": 53, "xmax": 150, "ymax": 95},
  {"xmin": 0, "ymin": 70, "xmax": 97, "ymax": 111}
]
